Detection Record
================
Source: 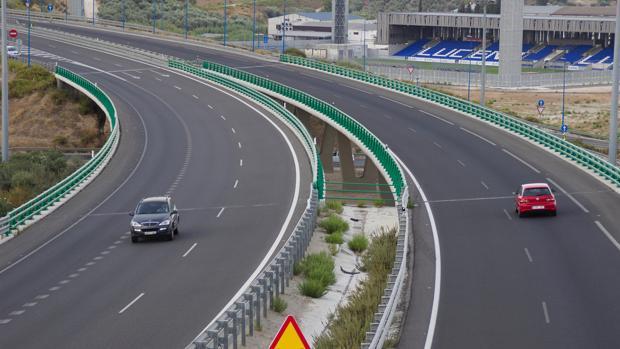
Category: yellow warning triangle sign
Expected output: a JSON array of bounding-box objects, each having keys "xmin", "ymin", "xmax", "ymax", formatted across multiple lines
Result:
[{"xmin": 269, "ymin": 315, "xmax": 311, "ymax": 349}]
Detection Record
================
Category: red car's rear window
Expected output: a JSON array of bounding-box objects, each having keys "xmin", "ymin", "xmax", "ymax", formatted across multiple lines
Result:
[{"xmin": 523, "ymin": 187, "xmax": 551, "ymax": 196}]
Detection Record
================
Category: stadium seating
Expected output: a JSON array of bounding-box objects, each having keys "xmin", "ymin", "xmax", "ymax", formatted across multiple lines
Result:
[
  {"xmin": 579, "ymin": 46, "xmax": 614, "ymax": 65},
  {"xmin": 465, "ymin": 42, "xmax": 500, "ymax": 62},
  {"xmin": 394, "ymin": 39, "xmax": 430, "ymax": 57},
  {"xmin": 414, "ymin": 40, "xmax": 479, "ymax": 61},
  {"xmin": 523, "ymin": 45, "xmax": 558, "ymax": 62},
  {"xmin": 558, "ymin": 45, "xmax": 593, "ymax": 64}
]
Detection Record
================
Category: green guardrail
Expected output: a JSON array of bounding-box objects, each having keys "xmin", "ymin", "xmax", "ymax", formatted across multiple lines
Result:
[
  {"xmin": 3, "ymin": 66, "xmax": 119, "ymax": 235},
  {"xmin": 280, "ymin": 54, "xmax": 620, "ymax": 188},
  {"xmin": 168, "ymin": 59, "xmax": 324, "ymax": 199},
  {"xmin": 196, "ymin": 59, "xmax": 405, "ymax": 201}
]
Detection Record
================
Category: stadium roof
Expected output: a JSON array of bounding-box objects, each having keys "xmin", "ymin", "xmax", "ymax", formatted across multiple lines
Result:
[{"xmin": 298, "ymin": 12, "xmax": 362, "ymax": 21}]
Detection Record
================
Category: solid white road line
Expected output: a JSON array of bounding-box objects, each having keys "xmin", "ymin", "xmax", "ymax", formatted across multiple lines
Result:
[
  {"xmin": 119, "ymin": 293, "xmax": 145, "ymax": 314},
  {"xmin": 234, "ymin": 180, "xmax": 239, "ymax": 189},
  {"xmin": 216, "ymin": 207, "xmax": 225, "ymax": 218},
  {"xmin": 503, "ymin": 209, "xmax": 513, "ymax": 220},
  {"xmin": 545, "ymin": 177, "xmax": 589, "ymax": 213},
  {"xmin": 459, "ymin": 127, "xmax": 497, "ymax": 146},
  {"xmin": 182, "ymin": 243, "xmax": 198, "ymax": 258},
  {"xmin": 542, "ymin": 301, "xmax": 551, "ymax": 324},
  {"xmin": 524, "ymin": 248, "xmax": 533, "ymax": 263},
  {"xmin": 339, "ymin": 83, "xmax": 373, "ymax": 94},
  {"xmin": 595, "ymin": 221, "xmax": 620, "ymax": 252},
  {"xmin": 419, "ymin": 109, "xmax": 455, "ymax": 126},
  {"xmin": 457, "ymin": 160, "xmax": 466, "ymax": 167},
  {"xmin": 481, "ymin": 181, "xmax": 489, "ymax": 190},
  {"xmin": 379, "ymin": 95, "xmax": 413, "ymax": 108},
  {"xmin": 502, "ymin": 149, "xmax": 541, "ymax": 174}
]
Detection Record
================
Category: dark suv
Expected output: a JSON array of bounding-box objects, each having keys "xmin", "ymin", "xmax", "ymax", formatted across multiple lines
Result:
[{"xmin": 129, "ymin": 196, "xmax": 179, "ymax": 242}]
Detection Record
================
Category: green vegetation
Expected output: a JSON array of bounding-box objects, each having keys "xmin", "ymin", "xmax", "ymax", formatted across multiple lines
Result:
[
  {"xmin": 314, "ymin": 228, "xmax": 398, "ymax": 349},
  {"xmin": 325, "ymin": 200, "xmax": 344, "ymax": 214},
  {"xmin": 373, "ymin": 199, "xmax": 385, "ymax": 208},
  {"xmin": 284, "ymin": 47, "xmax": 306, "ymax": 57},
  {"xmin": 297, "ymin": 252, "xmax": 336, "ymax": 298},
  {"xmin": 271, "ymin": 296, "xmax": 288, "ymax": 314},
  {"xmin": 0, "ymin": 151, "xmax": 83, "ymax": 216},
  {"xmin": 6, "ymin": 60, "xmax": 55, "ymax": 98},
  {"xmin": 328, "ymin": 243, "xmax": 339, "ymax": 256},
  {"xmin": 319, "ymin": 213, "xmax": 349, "ymax": 234},
  {"xmin": 348, "ymin": 233, "xmax": 369, "ymax": 253},
  {"xmin": 325, "ymin": 231, "xmax": 344, "ymax": 244}
]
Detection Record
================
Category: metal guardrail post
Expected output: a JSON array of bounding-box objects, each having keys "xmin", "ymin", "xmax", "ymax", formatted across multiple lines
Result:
[
  {"xmin": 226, "ymin": 310, "xmax": 238, "ymax": 349},
  {"xmin": 235, "ymin": 301, "xmax": 246, "ymax": 346},
  {"xmin": 207, "ymin": 330, "xmax": 218, "ymax": 349},
  {"xmin": 259, "ymin": 279, "xmax": 268, "ymax": 318},
  {"xmin": 251, "ymin": 285, "xmax": 261, "ymax": 328},
  {"xmin": 244, "ymin": 293, "xmax": 254, "ymax": 336},
  {"xmin": 217, "ymin": 320, "xmax": 229, "ymax": 349}
]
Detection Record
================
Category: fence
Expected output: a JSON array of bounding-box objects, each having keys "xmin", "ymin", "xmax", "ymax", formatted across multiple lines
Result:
[
  {"xmin": 281, "ymin": 54, "xmax": 620, "ymax": 190},
  {"xmin": 1, "ymin": 66, "xmax": 119, "ymax": 237},
  {"xmin": 367, "ymin": 64, "xmax": 613, "ymax": 88}
]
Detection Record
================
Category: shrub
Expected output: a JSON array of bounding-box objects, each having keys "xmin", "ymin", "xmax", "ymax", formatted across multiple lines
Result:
[
  {"xmin": 78, "ymin": 95, "xmax": 97, "ymax": 115},
  {"xmin": 325, "ymin": 231, "xmax": 344, "ymax": 244},
  {"xmin": 319, "ymin": 214, "xmax": 349, "ymax": 234},
  {"xmin": 325, "ymin": 200, "xmax": 343, "ymax": 214},
  {"xmin": 297, "ymin": 252, "xmax": 336, "ymax": 298},
  {"xmin": 357, "ymin": 201, "xmax": 366, "ymax": 208},
  {"xmin": 271, "ymin": 296, "xmax": 288, "ymax": 314},
  {"xmin": 373, "ymin": 199, "xmax": 385, "ymax": 208},
  {"xmin": 328, "ymin": 243, "xmax": 338, "ymax": 256},
  {"xmin": 284, "ymin": 47, "xmax": 306, "ymax": 57},
  {"xmin": 299, "ymin": 279, "xmax": 327, "ymax": 298},
  {"xmin": 348, "ymin": 234, "xmax": 369, "ymax": 253},
  {"xmin": 293, "ymin": 261, "xmax": 303, "ymax": 276},
  {"xmin": 53, "ymin": 135, "xmax": 69, "ymax": 148},
  {"xmin": 7, "ymin": 61, "xmax": 55, "ymax": 98}
]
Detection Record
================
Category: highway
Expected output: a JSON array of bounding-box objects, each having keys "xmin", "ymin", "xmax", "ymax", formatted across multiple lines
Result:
[
  {"xmin": 0, "ymin": 32, "xmax": 312, "ymax": 347},
  {"xmin": 7, "ymin": 21, "xmax": 620, "ymax": 348}
]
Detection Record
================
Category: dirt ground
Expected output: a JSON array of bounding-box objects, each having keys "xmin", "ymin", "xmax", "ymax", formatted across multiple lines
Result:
[{"xmin": 428, "ymin": 84, "xmax": 614, "ymax": 139}]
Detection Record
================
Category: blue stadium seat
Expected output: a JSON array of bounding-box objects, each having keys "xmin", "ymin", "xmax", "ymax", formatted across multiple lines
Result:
[
  {"xmin": 394, "ymin": 39, "xmax": 430, "ymax": 57},
  {"xmin": 558, "ymin": 45, "xmax": 593, "ymax": 64},
  {"xmin": 523, "ymin": 45, "xmax": 558, "ymax": 62},
  {"xmin": 580, "ymin": 46, "xmax": 614, "ymax": 65},
  {"xmin": 414, "ymin": 40, "xmax": 479, "ymax": 60}
]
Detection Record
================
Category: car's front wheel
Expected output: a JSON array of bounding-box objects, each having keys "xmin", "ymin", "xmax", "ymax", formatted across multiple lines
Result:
[
  {"xmin": 131, "ymin": 236, "xmax": 138, "ymax": 243},
  {"xmin": 167, "ymin": 229, "xmax": 174, "ymax": 241}
]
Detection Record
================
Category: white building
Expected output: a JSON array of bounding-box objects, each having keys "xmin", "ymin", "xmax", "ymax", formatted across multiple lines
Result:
[{"xmin": 268, "ymin": 12, "xmax": 370, "ymax": 43}]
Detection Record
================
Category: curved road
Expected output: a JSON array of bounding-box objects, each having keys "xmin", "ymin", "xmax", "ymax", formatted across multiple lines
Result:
[
  {"xmin": 0, "ymin": 32, "xmax": 311, "ymax": 347},
  {"xmin": 5, "ymin": 20, "xmax": 620, "ymax": 348}
]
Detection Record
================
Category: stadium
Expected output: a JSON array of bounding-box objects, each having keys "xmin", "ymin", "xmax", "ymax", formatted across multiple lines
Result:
[{"xmin": 377, "ymin": 5, "xmax": 616, "ymax": 74}]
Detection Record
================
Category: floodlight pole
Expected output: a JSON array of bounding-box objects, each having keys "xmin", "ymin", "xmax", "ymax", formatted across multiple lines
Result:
[
  {"xmin": 184, "ymin": 0, "xmax": 188, "ymax": 39},
  {"xmin": 480, "ymin": 0, "xmax": 487, "ymax": 107},
  {"xmin": 223, "ymin": 0, "xmax": 227, "ymax": 46},
  {"xmin": 151, "ymin": 0, "xmax": 155, "ymax": 33},
  {"xmin": 363, "ymin": 18, "xmax": 366, "ymax": 71},
  {"xmin": 282, "ymin": 0, "xmax": 286, "ymax": 53},
  {"xmin": 1, "ymin": 0, "xmax": 8, "ymax": 161},
  {"xmin": 121, "ymin": 0, "xmax": 125, "ymax": 30},
  {"xmin": 92, "ymin": 0, "xmax": 95, "ymax": 26},
  {"xmin": 609, "ymin": 0, "xmax": 620, "ymax": 164},
  {"xmin": 561, "ymin": 62, "xmax": 567, "ymax": 140},
  {"xmin": 252, "ymin": 0, "xmax": 256, "ymax": 51}
]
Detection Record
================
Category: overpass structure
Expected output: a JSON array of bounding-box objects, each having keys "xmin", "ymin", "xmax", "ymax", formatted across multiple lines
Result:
[{"xmin": 0, "ymin": 10, "xmax": 620, "ymax": 349}]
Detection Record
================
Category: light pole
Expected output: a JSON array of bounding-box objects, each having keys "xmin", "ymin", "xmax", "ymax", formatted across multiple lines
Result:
[
  {"xmin": 223, "ymin": 0, "xmax": 227, "ymax": 46},
  {"xmin": 362, "ymin": 18, "xmax": 366, "ymax": 71},
  {"xmin": 480, "ymin": 0, "xmax": 487, "ymax": 107},
  {"xmin": 282, "ymin": 0, "xmax": 287, "ymax": 53},
  {"xmin": 184, "ymin": 0, "xmax": 188, "ymax": 39},
  {"xmin": 252, "ymin": 0, "xmax": 256, "ymax": 51},
  {"xmin": 609, "ymin": 0, "xmax": 620, "ymax": 164},
  {"xmin": 151, "ymin": 0, "xmax": 155, "ymax": 33},
  {"xmin": 467, "ymin": 57, "xmax": 472, "ymax": 101},
  {"xmin": 2, "ymin": 0, "xmax": 9, "ymax": 161},
  {"xmin": 121, "ymin": 0, "xmax": 125, "ymax": 31},
  {"xmin": 92, "ymin": 0, "xmax": 94, "ymax": 26},
  {"xmin": 27, "ymin": 0, "xmax": 31, "ymax": 67},
  {"xmin": 561, "ymin": 62, "xmax": 567, "ymax": 140}
]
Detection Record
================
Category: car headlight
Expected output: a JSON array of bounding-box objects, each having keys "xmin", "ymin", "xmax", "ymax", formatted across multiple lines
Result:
[
  {"xmin": 131, "ymin": 221, "xmax": 141, "ymax": 228},
  {"xmin": 159, "ymin": 219, "xmax": 171, "ymax": 226}
]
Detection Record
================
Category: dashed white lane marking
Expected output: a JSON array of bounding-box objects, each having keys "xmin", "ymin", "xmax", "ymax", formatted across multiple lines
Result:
[
  {"xmin": 94, "ymin": 256, "xmax": 103, "ymax": 260},
  {"xmin": 10, "ymin": 310, "xmax": 25, "ymax": 316},
  {"xmin": 93, "ymin": 57, "xmax": 101, "ymax": 61},
  {"xmin": 182, "ymin": 243, "xmax": 198, "ymax": 258},
  {"xmin": 77, "ymin": 267, "xmax": 87, "ymax": 272},
  {"xmin": 238, "ymin": 142, "xmax": 242, "ymax": 149},
  {"xmin": 120, "ymin": 235, "xmax": 129, "ymax": 240},
  {"xmin": 154, "ymin": 77, "xmax": 162, "ymax": 81},
  {"xmin": 23, "ymin": 302, "xmax": 37, "ymax": 307},
  {"xmin": 69, "ymin": 273, "xmax": 79, "ymax": 278},
  {"xmin": 100, "ymin": 251, "xmax": 110, "ymax": 255},
  {"xmin": 174, "ymin": 85, "xmax": 182, "ymax": 90},
  {"xmin": 382, "ymin": 113, "xmax": 392, "ymax": 119},
  {"xmin": 524, "ymin": 248, "xmax": 533, "ymax": 263},
  {"xmin": 114, "ymin": 240, "xmax": 122, "ymax": 244},
  {"xmin": 503, "ymin": 209, "xmax": 513, "ymax": 221},
  {"xmin": 419, "ymin": 109, "xmax": 455, "ymax": 126},
  {"xmin": 339, "ymin": 83, "xmax": 373, "ymax": 94},
  {"xmin": 0, "ymin": 319, "xmax": 11, "ymax": 324},
  {"xmin": 379, "ymin": 95, "xmax": 413, "ymax": 108},
  {"xmin": 433, "ymin": 142, "xmax": 442, "ymax": 149},
  {"xmin": 59, "ymin": 280, "xmax": 71, "ymax": 284},
  {"xmin": 502, "ymin": 149, "xmax": 541, "ymax": 174},
  {"xmin": 408, "ymin": 127, "xmax": 416, "ymax": 133},
  {"xmin": 120, "ymin": 71, "xmax": 141, "ymax": 80},
  {"xmin": 70, "ymin": 50, "xmax": 78, "ymax": 54},
  {"xmin": 150, "ymin": 70, "xmax": 170, "ymax": 77},
  {"xmin": 457, "ymin": 160, "xmax": 466, "ymax": 167},
  {"xmin": 49, "ymin": 286, "xmax": 61, "ymax": 291},
  {"xmin": 542, "ymin": 301, "xmax": 551, "ymax": 324},
  {"xmin": 35, "ymin": 294, "xmax": 49, "ymax": 300},
  {"xmin": 108, "ymin": 245, "xmax": 117, "ymax": 249},
  {"xmin": 234, "ymin": 180, "xmax": 239, "ymax": 189},
  {"xmin": 546, "ymin": 177, "xmax": 589, "ymax": 213},
  {"xmin": 231, "ymin": 128, "xmax": 236, "ymax": 134},
  {"xmin": 220, "ymin": 115, "xmax": 227, "ymax": 121},
  {"xmin": 192, "ymin": 94, "xmax": 199, "ymax": 99},
  {"xmin": 208, "ymin": 105, "xmax": 214, "ymax": 109},
  {"xmin": 460, "ymin": 127, "xmax": 497, "ymax": 146},
  {"xmin": 595, "ymin": 221, "xmax": 620, "ymax": 252},
  {"xmin": 216, "ymin": 207, "xmax": 226, "ymax": 218},
  {"xmin": 359, "ymin": 104, "xmax": 369, "ymax": 109},
  {"xmin": 240, "ymin": 159, "xmax": 243, "ymax": 167},
  {"xmin": 481, "ymin": 181, "xmax": 489, "ymax": 190},
  {"xmin": 114, "ymin": 63, "xmax": 122, "ymax": 67},
  {"xmin": 85, "ymin": 261, "xmax": 96, "ymax": 266},
  {"xmin": 119, "ymin": 293, "xmax": 145, "ymax": 314}
]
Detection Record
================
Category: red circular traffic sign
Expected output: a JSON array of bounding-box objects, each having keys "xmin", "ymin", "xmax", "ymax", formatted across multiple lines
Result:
[{"xmin": 8, "ymin": 29, "xmax": 17, "ymax": 38}]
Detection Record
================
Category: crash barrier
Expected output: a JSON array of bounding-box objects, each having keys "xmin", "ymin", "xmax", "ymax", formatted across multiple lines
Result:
[
  {"xmin": 280, "ymin": 54, "xmax": 620, "ymax": 188},
  {"xmin": 1, "ymin": 66, "xmax": 119, "ymax": 237}
]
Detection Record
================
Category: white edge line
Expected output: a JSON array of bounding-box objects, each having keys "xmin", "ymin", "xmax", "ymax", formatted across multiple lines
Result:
[
  {"xmin": 379, "ymin": 95, "xmax": 413, "ymax": 108},
  {"xmin": 419, "ymin": 109, "xmax": 455, "ymax": 126},
  {"xmin": 524, "ymin": 247, "xmax": 533, "ymax": 263},
  {"xmin": 545, "ymin": 177, "xmax": 589, "ymax": 213},
  {"xmin": 503, "ymin": 208, "xmax": 513, "ymax": 220},
  {"xmin": 233, "ymin": 179, "xmax": 239, "ymax": 188},
  {"xmin": 338, "ymin": 83, "xmax": 373, "ymax": 95},
  {"xmin": 595, "ymin": 221, "xmax": 620, "ymax": 252},
  {"xmin": 391, "ymin": 152, "xmax": 440, "ymax": 349},
  {"xmin": 502, "ymin": 149, "xmax": 541, "ymax": 174},
  {"xmin": 541, "ymin": 301, "xmax": 550, "ymax": 324},
  {"xmin": 118, "ymin": 292, "xmax": 145, "ymax": 314},
  {"xmin": 460, "ymin": 127, "xmax": 497, "ymax": 146},
  {"xmin": 182, "ymin": 243, "xmax": 198, "ymax": 258},
  {"xmin": 216, "ymin": 207, "xmax": 225, "ymax": 218}
]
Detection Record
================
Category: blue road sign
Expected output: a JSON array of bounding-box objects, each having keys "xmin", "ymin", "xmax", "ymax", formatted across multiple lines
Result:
[
  {"xmin": 47, "ymin": 3, "xmax": 52, "ymax": 11},
  {"xmin": 538, "ymin": 99, "xmax": 545, "ymax": 107},
  {"xmin": 263, "ymin": 34, "xmax": 268, "ymax": 44},
  {"xmin": 561, "ymin": 124, "xmax": 568, "ymax": 133},
  {"xmin": 25, "ymin": 0, "xmax": 30, "ymax": 7}
]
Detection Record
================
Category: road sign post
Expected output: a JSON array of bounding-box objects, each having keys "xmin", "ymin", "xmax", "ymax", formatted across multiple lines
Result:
[
  {"xmin": 537, "ymin": 99, "xmax": 545, "ymax": 116},
  {"xmin": 8, "ymin": 28, "xmax": 17, "ymax": 38},
  {"xmin": 26, "ymin": 0, "xmax": 30, "ymax": 67},
  {"xmin": 407, "ymin": 65, "xmax": 414, "ymax": 82}
]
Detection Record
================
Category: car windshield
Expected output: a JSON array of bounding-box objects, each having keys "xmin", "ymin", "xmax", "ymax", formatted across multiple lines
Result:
[
  {"xmin": 523, "ymin": 187, "xmax": 551, "ymax": 196},
  {"xmin": 136, "ymin": 201, "xmax": 168, "ymax": 214}
]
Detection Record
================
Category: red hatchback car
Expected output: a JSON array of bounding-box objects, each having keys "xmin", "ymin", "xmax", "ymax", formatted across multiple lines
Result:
[{"xmin": 515, "ymin": 183, "xmax": 557, "ymax": 217}]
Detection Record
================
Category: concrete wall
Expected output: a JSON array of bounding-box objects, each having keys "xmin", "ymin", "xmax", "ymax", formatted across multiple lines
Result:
[{"xmin": 499, "ymin": 0, "xmax": 524, "ymax": 82}]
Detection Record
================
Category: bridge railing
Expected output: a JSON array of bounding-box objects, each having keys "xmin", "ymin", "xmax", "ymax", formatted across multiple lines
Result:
[
  {"xmin": 1, "ymin": 66, "xmax": 119, "ymax": 238},
  {"xmin": 280, "ymin": 54, "xmax": 620, "ymax": 188}
]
